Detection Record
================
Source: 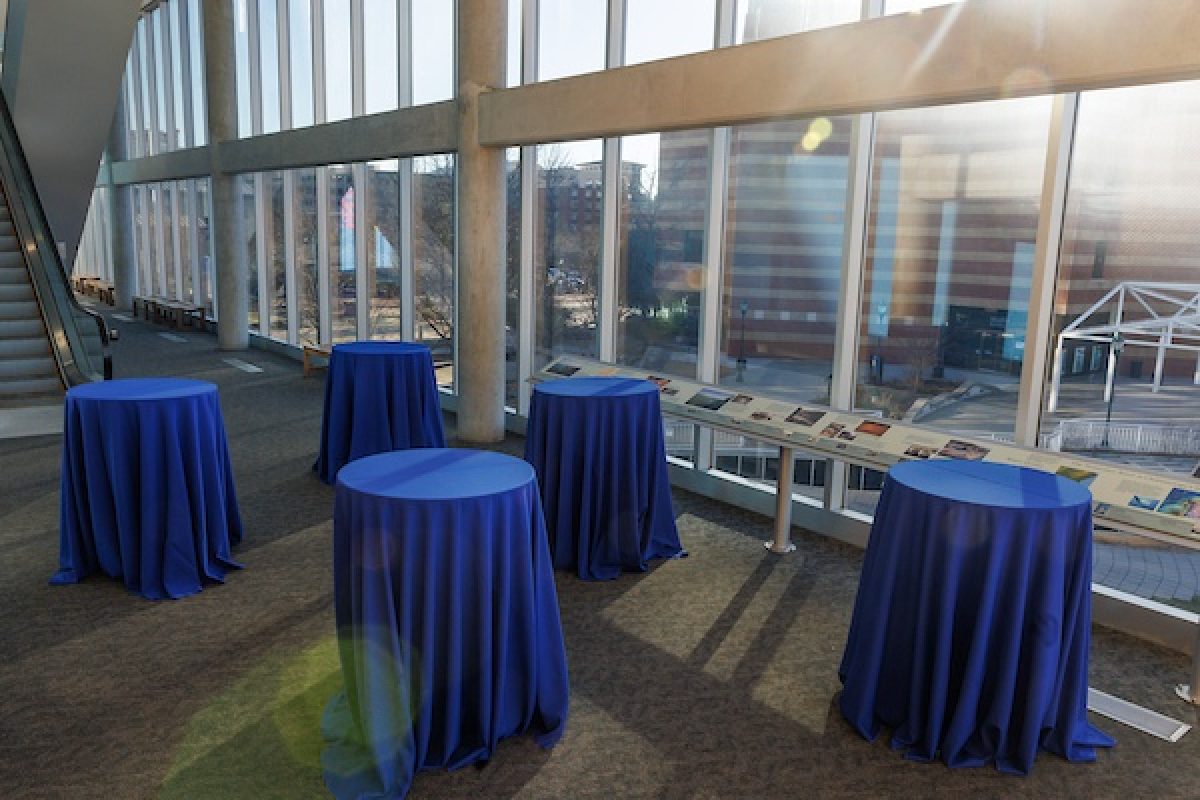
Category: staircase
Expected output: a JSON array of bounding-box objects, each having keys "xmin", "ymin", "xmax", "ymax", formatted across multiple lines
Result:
[{"xmin": 0, "ymin": 194, "xmax": 61, "ymax": 404}]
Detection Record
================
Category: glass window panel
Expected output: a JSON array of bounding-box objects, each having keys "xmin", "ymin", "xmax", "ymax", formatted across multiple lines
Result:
[
  {"xmin": 616, "ymin": 131, "xmax": 710, "ymax": 378},
  {"xmin": 537, "ymin": 0, "xmax": 605, "ymax": 81},
  {"xmin": 327, "ymin": 164, "xmax": 357, "ymax": 341},
  {"xmin": 235, "ymin": 0, "xmax": 253, "ymax": 137},
  {"xmin": 137, "ymin": 21, "xmax": 155, "ymax": 153},
  {"xmin": 1039, "ymin": 85, "xmax": 1200, "ymax": 595},
  {"xmin": 413, "ymin": 155, "xmax": 456, "ymax": 387},
  {"xmin": 259, "ymin": 0, "xmax": 282, "ymax": 133},
  {"xmin": 266, "ymin": 171, "xmax": 287, "ymax": 339},
  {"xmin": 856, "ymin": 97, "xmax": 1053, "ymax": 444},
  {"xmin": 324, "ymin": 0, "xmax": 353, "ymax": 122},
  {"xmin": 366, "ymin": 159, "xmax": 402, "ymax": 339},
  {"xmin": 239, "ymin": 174, "xmax": 259, "ymax": 330},
  {"xmin": 123, "ymin": 55, "xmax": 139, "ymax": 156},
  {"xmin": 289, "ymin": 0, "xmax": 315, "ymax": 127},
  {"xmin": 157, "ymin": 184, "xmax": 173, "ymax": 296},
  {"xmin": 505, "ymin": 148, "xmax": 520, "ymax": 407},
  {"xmin": 736, "ymin": 0, "xmax": 860, "ymax": 43},
  {"xmin": 293, "ymin": 168, "xmax": 320, "ymax": 344},
  {"xmin": 411, "ymin": 0, "xmax": 454, "ymax": 105},
  {"xmin": 178, "ymin": 181, "xmax": 194, "ymax": 303},
  {"xmin": 169, "ymin": 2, "xmax": 186, "ymax": 148},
  {"xmin": 154, "ymin": 12, "xmax": 170, "ymax": 151},
  {"xmin": 624, "ymin": 0, "xmax": 714, "ymax": 65},
  {"xmin": 197, "ymin": 178, "xmax": 213, "ymax": 313},
  {"xmin": 364, "ymin": 0, "xmax": 398, "ymax": 114},
  {"xmin": 534, "ymin": 140, "xmax": 603, "ymax": 367},
  {"xmin": 188, "ymin": 0, "xmax": 207, "ymax": 145},
  {"xmin": 718, "ymin": 117, "xmax": 851, "ymax": 400},
  {"xmin": 506, "ymin": 0, "xmax": 520, "ymax": 87}
]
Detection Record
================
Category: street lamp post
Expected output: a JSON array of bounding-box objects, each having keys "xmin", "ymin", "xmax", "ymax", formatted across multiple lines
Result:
[
  {"xmin": 1102, "ymin": 332, "xmax": 1125, "ymax": 449},
  {"xmin": 736, "ymin": 300, "xmax": 748, "ymax": 382}
]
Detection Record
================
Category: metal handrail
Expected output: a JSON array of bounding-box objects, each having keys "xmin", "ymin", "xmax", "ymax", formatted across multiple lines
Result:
[{"xmin": 0, "ymin": 87, "xmax": 111, "ymax": 382}]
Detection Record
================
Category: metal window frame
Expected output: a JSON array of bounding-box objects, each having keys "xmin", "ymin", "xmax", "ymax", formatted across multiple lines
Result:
[
  {"xmin": 399, "ymin": 1, "xmax": 415, "ymax": 342},
  {"xmin": 516, "ymin": 0, "xmax": 537, "ymax": 415},
  {"xmin": 596, "ymin": 0, "xmax": 624, "ymax": 363}
]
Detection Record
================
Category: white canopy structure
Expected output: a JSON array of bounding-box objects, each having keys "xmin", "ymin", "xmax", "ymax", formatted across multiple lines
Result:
[{"xmin": 1047, "ymin": 282, "xmax": 1200, "ymax": 412}]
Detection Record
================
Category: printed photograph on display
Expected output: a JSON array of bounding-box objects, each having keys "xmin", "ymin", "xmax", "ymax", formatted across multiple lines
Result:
[
  {"xmin": 751, "ymin": 411, "xmax": 773, "ymax": 421},
  {"xmin": 733, "ymin": 394, "xmax": 754, "ymax": 405},
  {"xmin": 838, "ymin": 430, "xmax": 857, "ymax": 441},
  {"xmin": 1157, "ymin": 488, "xmax": 1200, "ymax": 519},
  {"xmin": 820, "ymin": 422, "xmax": 845, "ymax": 438},
  {"xmin": 661, "ymin": 386, "xmax": 679, "ymax": 396},
  {"xmin": 1056, "ymin": 466, "xmax": 1099, "ymax": 487},
  {"xmin": 686, "ymin": 387, "xmax": 736, "ymax": 412},
  {"xmin": 903, "ymin": 443, "xmax": 938, "ymax": 459},
  {"xmin": 647, "ymin": 375, "xmax": 672, "ymax": 389},
  {"xmin": 855, "ymin": 420, "xmax": 891, "ymax": 437},
  {"xmin": 939, "ymin": 439, "xmax": 990, "ymax": 460},
  {"xmin": 546, "ymin": 362, "xmax": 580, "ymax": 376},
  {"xmin": 786, "ymin": 408, "xmax": 824, "ymax": 427},
  {"xmin": 1129, "ymin": 495, "xmax": 1161, "ymax": 511}
]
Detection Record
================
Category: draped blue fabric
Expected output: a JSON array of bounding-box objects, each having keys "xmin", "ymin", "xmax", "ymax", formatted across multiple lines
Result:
[
  {"xmin": 524, "ymin": 377, "xmax": 684, "ymax": 581},
  {"xmin": 52, "ymin": 378, "xmax": 243, "ymax": 600},
  {"xmin": 322, "ymin": 448, "xmax": 570, "ymax": 800},
  {"xmin": 315, "ymin": 341, "xmax": 447, "ymax": 485},
  {"xmin": 838, "ymin": 460, "xmax": 1115, "ymax": 775}
]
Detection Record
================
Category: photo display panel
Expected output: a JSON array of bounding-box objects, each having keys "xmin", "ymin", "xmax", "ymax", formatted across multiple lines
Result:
[{"xmin": 535, "ymin": 356, "xmax": 1200, "ymax": 545}]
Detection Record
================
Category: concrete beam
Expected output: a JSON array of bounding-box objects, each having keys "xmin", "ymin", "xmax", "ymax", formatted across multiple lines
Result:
[
  {"xmin": 479, "ymin": 0, "xmax": 1200, "ymax": 147},
  {"xmin": 216, "ymin": 101, "xmax": 458, "ymax": 174},
  {"xmin": 110, "ymin": 147, "xmax": 212, "ymax": 186}
]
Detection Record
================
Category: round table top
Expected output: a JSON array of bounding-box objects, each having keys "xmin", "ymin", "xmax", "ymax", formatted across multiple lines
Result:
[
  {"xmin": 333, "ymin": 341, "xmax": 431, "ymax": 358},
  {"xmin": 337, "ymin": 448, "xmax": 534, "ymax": 501},
  {"xmin": 889, "ymin": 460, "xmax": 1092, "ymax": 511},
  {"xmin": 66, "ymin": 377, "xmax": 216, "ymax": 402},
  {"xmin": 533, "ymin": 376, "xmax": 656, "ymax": 399}
]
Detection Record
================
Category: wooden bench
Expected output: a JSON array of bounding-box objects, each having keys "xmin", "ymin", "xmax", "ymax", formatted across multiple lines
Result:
[{"xmin": 302, "ymin": 344, "xmax": 332, "ymax": 377}]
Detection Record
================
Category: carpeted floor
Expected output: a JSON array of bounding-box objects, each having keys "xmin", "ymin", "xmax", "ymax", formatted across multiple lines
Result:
[{"xmin": 1, "ymin": 314, "xmax": 1198, "ymax": 799}]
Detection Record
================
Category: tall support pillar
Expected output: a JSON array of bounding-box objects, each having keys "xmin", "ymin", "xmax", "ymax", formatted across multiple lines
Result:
[
  {"xmin": 203, "ymin": 0, "xmax": 248, "ymax": 350},
  {"xmin": 105, "ymin": 86, "xmax": 136, "ymax": 311},
  {"xmin": 456, "ymin": 0, "xmax": 507, "ymax": 442}
]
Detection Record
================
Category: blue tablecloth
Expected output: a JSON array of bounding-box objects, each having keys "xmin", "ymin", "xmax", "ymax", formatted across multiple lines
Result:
[
  {"xmin": 322, "ymin": 448, "xmax": 569, "ymax": 799},
  {"xmin": 315, "ymin": 341, "xmax": 447, "ymax": 484},
  {"xmin": 524, "ymin": 376, "xmax": 683, "ymax": 581},
  {"xmin": 52, "ymin": 378, "xmax": 243, "ymax": 600},
  {"xmin": 838, "ymin": 460, "xmax": 1114, "ymax": 774}
]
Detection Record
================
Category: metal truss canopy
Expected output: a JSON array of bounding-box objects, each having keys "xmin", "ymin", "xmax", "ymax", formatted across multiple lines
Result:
[{"xmin": 1048, "ymin": 282, "xmax": 1200, "ymax": 411}]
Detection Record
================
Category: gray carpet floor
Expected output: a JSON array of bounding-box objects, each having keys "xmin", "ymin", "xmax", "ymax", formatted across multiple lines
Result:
[{"xmin": 1, "ymin": 314, "xmax": 1198, "ymax": 799}]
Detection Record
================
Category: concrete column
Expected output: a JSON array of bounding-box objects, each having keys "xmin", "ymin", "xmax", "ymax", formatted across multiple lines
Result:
[
  {"xmin": 105, "ymin": 88, "xmax": 136, "ymax": 311},
  {"xmin": 455, "ymin": 0, "xmax": 507, "ymax": 442},
  {"xmin": 203, "ymin": 0, "xmax": 248, "ymax": 350}
]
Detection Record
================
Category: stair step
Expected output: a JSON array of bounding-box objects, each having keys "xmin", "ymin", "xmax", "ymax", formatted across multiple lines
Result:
[
  {"xmin": 0, "ymin": 234, "xmax": 17, "ymax": 250},
  {"xmin": 0, "ymin": 221, "xmax": 14, "ymax": 237},
  {"xmin": 0, "ymin": 283, "xmax": 33, "ymax": 303},
  {"xmin": 0, "ymin": 355, "xmax": 57, "ymax": 380},
  {"xmin": 0, "ymin": 251, "xmax": 23, "ymax": 270},
  {"xmin": 0, "ymin": 376, "xmax": 61, "ymax": 397},
  {"xmin": 0, "ymin": 336, "xmax": 50, "ymax": 358},
  {"xmin": 0, "ymin": 299, "xmax": 39, "ymax": 320},
  {"xmin": 0, "ymin": 265, "xmax": 28, "ymax": 284},
  {"xmin": 0, "ymin": 318, "xmax": 44, "ymax": 338}
]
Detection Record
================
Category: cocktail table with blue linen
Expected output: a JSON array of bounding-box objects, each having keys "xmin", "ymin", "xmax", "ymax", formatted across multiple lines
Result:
[
  {"xmin": 524, "ymin": 376, "xmax": 684, "ymax": 581},
  {"xmin": 314, "ymin": 341, "xmax": 446, "ymax": 484},
  {"xmin": 52, "ymin": 377, "xmax": 243, "ymax": 600},
  {"xmin": 322, "ymin": 448, "xmax": 569, "ymax": 800},
  {"xmin": 838, "ymin": 460, "xmax": 1115, "ymax": 774}
]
